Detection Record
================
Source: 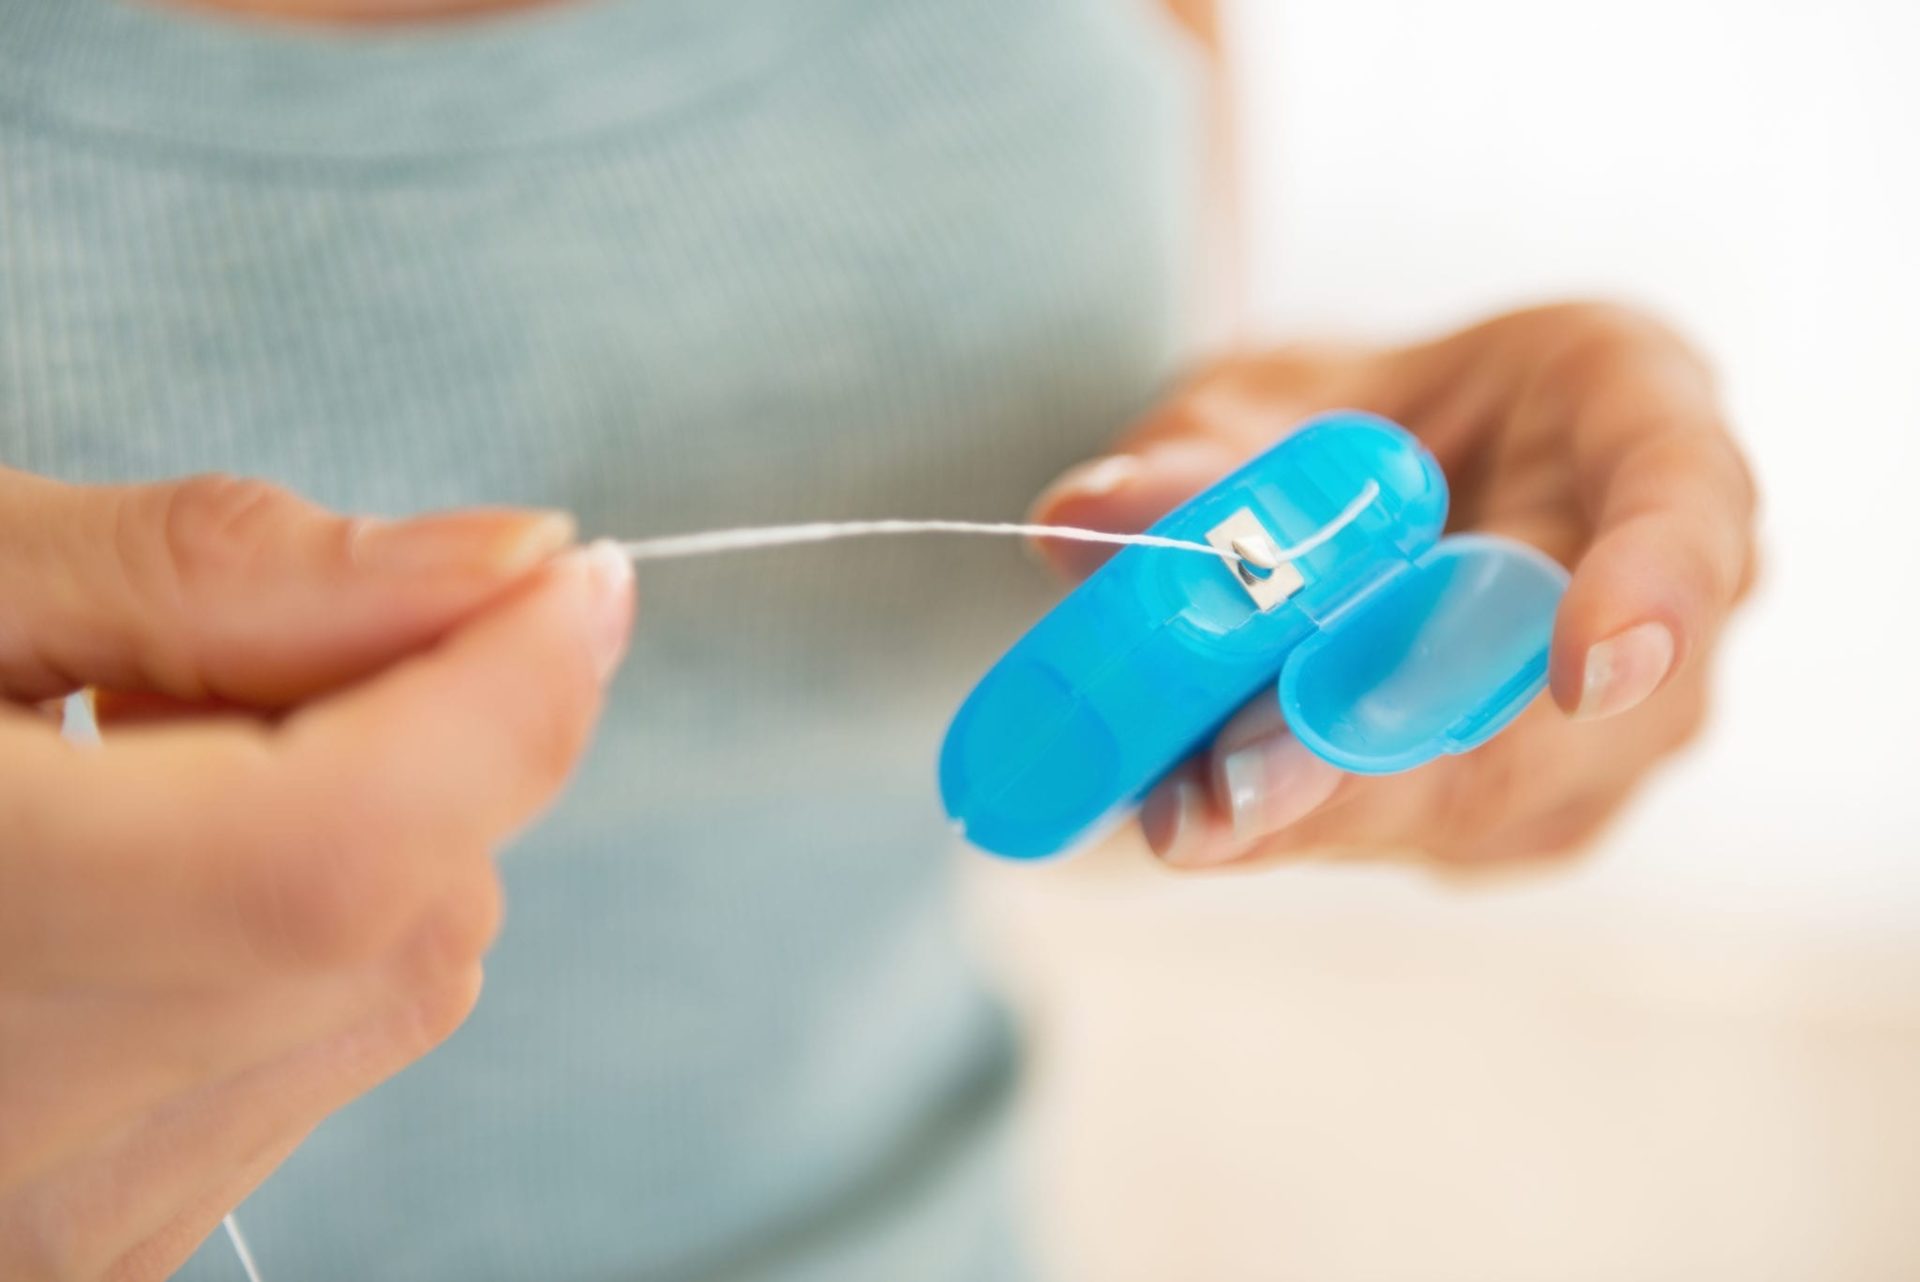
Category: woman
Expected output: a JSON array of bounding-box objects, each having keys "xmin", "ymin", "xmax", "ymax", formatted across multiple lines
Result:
[{"xmin": 0, "ymin": 0, "xmax": 1755, "ymax": 1277}]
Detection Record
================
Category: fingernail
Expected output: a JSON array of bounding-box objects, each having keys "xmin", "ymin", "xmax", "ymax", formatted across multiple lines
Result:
[
  {"xmin": 352, "ymin": 509, "xmax": 577, "ymax": 576},
  {"xmin": 1215, "ymin": 731, "xmax": 1342, "ymax": 843},
  {"xmin": 1036, "ymin": 441, "xmax": 1253, "ymax": 515},
  {"xmin": 1036, "ymin": 454, "xmax": 1143, "ymax": 509},
  {"xmin": 1575, "ymin": 621, "xmax": 1675, "ymax": 720},
  {"xmin": 574, "ymin": 540, "xmax": 635, "ymax": 681},
  {"xmin": 1140, "ymin": 774, "xmax": 1199, "ymax": 862}
]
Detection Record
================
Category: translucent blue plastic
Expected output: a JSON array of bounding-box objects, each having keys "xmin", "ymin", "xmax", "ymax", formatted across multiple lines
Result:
[{"xmin": 939, "ymin": 411, "xmax": 1568, "ymax": 861}]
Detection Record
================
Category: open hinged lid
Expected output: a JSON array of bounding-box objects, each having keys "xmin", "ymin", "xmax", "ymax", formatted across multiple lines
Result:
[{"xmin": 1278, "ymin": 533, "xmax": 1567, "ymax": 774}]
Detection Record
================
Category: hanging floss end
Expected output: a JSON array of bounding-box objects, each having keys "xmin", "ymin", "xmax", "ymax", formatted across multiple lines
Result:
[{"xmin": 938, "ymin": 411, "xmax": 1569, "ymax": 861}]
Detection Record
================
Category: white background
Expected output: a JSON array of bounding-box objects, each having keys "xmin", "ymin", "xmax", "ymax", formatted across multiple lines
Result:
[
  {"xmin": 1231, "ymin": 0, "xmax": 1920, "ymax": 929},
  {"xmin": 997, "ymin": 4, "xmax": 1920, "ymax": 1277}
]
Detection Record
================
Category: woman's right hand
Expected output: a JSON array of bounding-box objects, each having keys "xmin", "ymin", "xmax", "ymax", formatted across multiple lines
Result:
[{"xmin": 0, "ymin": 469, "xmax": 634, "ymax": 1281}]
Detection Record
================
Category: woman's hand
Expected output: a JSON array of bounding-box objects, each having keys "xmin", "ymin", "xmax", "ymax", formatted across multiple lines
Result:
[
  {"xmin": 1031, "ymin": 302, "xmax": 1757, "ymax": 872},
  {"xmin": 0, "ymin": 471, "xmax": 633, "ymax": 1280}
]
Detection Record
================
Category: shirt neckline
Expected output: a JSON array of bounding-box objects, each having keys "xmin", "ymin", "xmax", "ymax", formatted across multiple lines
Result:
[{"xmin": 0, "ymin": 0, "xmax": 865, "ymax": 163}]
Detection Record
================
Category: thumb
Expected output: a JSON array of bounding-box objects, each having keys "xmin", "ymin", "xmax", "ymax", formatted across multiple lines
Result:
[
  {"xmin": 0, "ymin": 468, "xmax": 576, "ymax": 706},
  {"xmin": 1027, "ymin": 439, "xmax": 1244, "ymax": 581}
]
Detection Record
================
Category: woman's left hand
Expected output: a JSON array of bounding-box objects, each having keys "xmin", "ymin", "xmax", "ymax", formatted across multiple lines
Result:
[{"xmin": 1030, "ymin": 302, "xmax": 1758, "ymax": 873}]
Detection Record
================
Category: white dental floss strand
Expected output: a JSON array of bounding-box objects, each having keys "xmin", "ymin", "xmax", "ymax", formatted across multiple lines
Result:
[
  {"xmin": 617, "ymin": 519, "xmax": 1234, "ymax": 565},
  {"xmin": 613, "ymin": 483, "xmax": 1379, "ymax": 568},
  {"xmin": 222, "ymin": 1213, "xmax": 265, "ymax": 1282}
]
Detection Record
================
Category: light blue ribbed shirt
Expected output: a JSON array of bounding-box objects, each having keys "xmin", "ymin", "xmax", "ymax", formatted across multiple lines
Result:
[{"xmin": 0, "ymin": 2, "xmax": 1200, "ymax": 1276}]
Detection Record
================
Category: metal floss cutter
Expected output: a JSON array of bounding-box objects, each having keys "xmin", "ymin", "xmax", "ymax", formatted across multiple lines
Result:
[{"xmin": 939, "ymin": 411, "xmax": 1569, "ymax": 861}]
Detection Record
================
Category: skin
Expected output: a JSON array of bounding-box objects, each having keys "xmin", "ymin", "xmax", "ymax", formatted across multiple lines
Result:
[
  {"xmin": 5, "ymin": 1, "xmax": 1756, "ymax": 1277},
  {"xmin": 0, "ymin": 473, "xmax": 634, "ymax": 1279}
]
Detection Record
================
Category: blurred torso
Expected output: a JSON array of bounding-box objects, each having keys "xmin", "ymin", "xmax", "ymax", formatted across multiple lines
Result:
[{"xmin": 0, "ymin": 0, "xmax": 1200, "ymax": 1275}]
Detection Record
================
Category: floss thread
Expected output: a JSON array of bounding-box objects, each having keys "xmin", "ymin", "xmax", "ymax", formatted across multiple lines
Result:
[
  {"xmin": 218, "ymin": 480, "xmax": 1377, "ymax": 1280},
  {"xmin": 619, "ymin": 519, "xmax": 1234, "ymax": 564},
  {"xmin": 222, "ymin": 1213, "xmax": 264, "ymax": 1282},
  {"xmin": 614, "ymin": 481, "xmax": 1379, "ymax": 567}
]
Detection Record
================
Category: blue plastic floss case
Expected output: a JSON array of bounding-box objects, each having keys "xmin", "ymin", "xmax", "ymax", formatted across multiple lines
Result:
[{"xmin": 939, "ymin": 411, "xmax": 1570, "ymax": 861}]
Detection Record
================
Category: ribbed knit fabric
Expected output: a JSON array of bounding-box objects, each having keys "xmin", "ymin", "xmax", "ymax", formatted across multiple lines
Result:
[{"xmin": 0, "ymin": 2, "xmax": 1201, "ymax": 1277}]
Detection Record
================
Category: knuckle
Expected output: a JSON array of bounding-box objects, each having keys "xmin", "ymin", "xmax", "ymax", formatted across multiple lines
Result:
[
  {"xmin": 402, "ymin": 963, "xmax": 485, "ymax": 1054},
  {"xmin": 151, "ymin": 474, "xmax": 301, "ymax": 584},
  {"xmin": 408, "ymin": 867, "xmax": 505, "ymax": 980},
  {"xmin": 125, "ymin": 476, "xmax": 310, "ymax": 696},
  {"xmin": 235, "ymin": 790, "xmax": 422, "ymax": 971}
]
